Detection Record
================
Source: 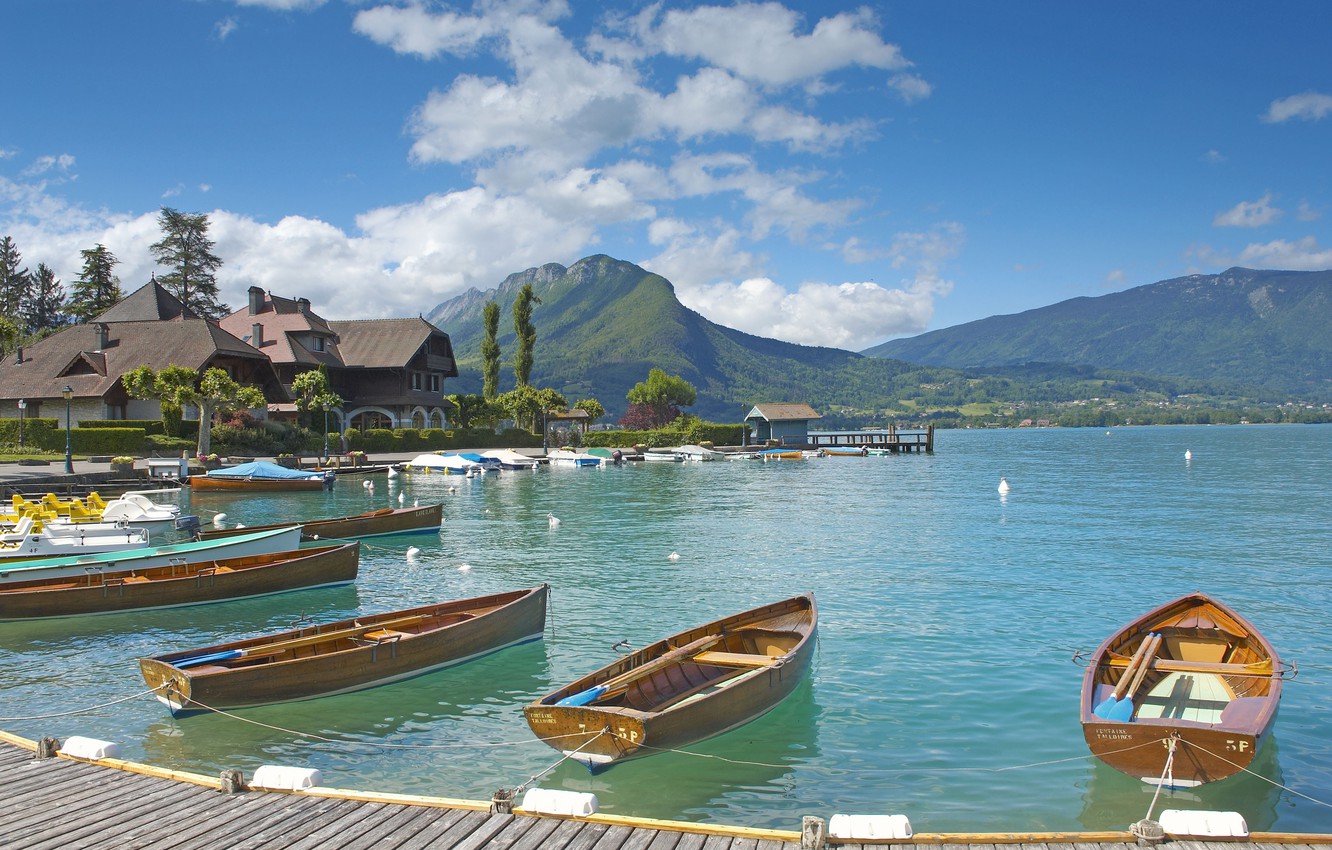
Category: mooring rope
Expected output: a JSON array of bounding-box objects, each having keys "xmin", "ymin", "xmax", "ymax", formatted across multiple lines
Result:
[
  {"xmin": 0, "ymin": 688, "xmax": 160, "ymax": 722},
  {"xmin": 1178, "ymin": 737, "xmax": 1332, "ymax": 809},
  {"xmin": 511, "ymin": 730, "xmax": 610, "ymax": 795}
]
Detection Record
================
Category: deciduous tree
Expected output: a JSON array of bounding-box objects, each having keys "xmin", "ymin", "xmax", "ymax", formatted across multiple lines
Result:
[
  {"xmin": 512, "ymin": 283, "xmax": 540, "ymax": 387},
  {"xmin": 481, "ymin": 300, "xmax": 501, "ymax": 399},
  {"xmin": 624, "ymin": 368, "xmax": 696, "ymax": 428},
  {"xmin": 123, "ymin": 364, "xmax": 265, "ymax": 456}
]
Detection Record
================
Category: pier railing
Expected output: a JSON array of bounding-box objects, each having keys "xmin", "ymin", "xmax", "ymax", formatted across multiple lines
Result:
[{"xmin": 779, "ymin": 425, "xmax": 933, "ymax": 453}]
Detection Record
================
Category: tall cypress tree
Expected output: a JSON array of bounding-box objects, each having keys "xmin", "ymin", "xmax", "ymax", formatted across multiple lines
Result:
[
  {"xmin": 67, "ymin": 243, "xmax": 124, "ymax": 323},
  {"xmin": 511, "ymin": 283, "xmax": 541, "ymax": 387},
  {"xmin": 481, "ymin": 300, "xmax": 501, "ymax": 399},
  {"xmin": 150, "ymin": 207, "xmax": 228, "ymax": 319},
  {"xmin": 0, "ymin": 236, "xmax": 30, "ymax": 325}
]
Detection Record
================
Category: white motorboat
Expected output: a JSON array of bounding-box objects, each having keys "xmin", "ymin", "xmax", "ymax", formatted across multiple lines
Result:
[
  {"xmin": 402, "ymin": 453, "xmax": 484, "ymax": 475},
  {"xmin": 0, "ymin": 515, "xmax": 151, "ymax": 561},
  {"xmin": 546, "ymin": 450, "xmax": 605, "ymax": 467}
]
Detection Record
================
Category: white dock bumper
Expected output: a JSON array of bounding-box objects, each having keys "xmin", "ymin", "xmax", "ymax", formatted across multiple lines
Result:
[
  {"xmin": 827, "ymin": 813, "xmax": 913, "ymax": 840},
  {"xmin": 520, "ymin": 788, "xmax": 599, "ymax": 816},
  {"xmin": 249, "ymin": 765, "xmax": 323, "ymax": 791},
  {"xmin": 59, "ymin": 736, "xmax": 122, "ymax": 760},
  {"xmin": 1159, "ymin": 809, "xmax": 1248, "ymax": 838}
]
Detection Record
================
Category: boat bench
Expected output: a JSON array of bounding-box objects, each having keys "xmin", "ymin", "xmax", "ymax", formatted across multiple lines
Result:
[
  {"xmin": 362, "ymin": 629, "xmax": 412, "ymax": 642},
  {"xmin": 1106, "ymin": 657, "xmax": 1271, "ymax": 676},
  {"xmin": 694, "ymin": 651, "xmax": 777, "ymax": 668}
]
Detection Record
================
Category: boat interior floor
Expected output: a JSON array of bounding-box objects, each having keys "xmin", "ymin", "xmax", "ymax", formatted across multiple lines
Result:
[{"xmin": 1135, "ymin": 671, "xmax": 1232, "ymax": 723}]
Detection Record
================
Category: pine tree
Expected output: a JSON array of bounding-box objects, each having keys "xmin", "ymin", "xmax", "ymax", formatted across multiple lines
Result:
[
  {"xmin": 22, "ymin": 263, "xmax": 67, "ymax": 336},
  {"xmin": 481, "ymin": 300, "xmax": 501, "ymax": 399},
  {"xmin": 150, "ymin": 207, "xmax": 228, "ymax": 319},
  {"xmin": 67, "ymin": 243, "xmax": 124, "ymax": 323},
  {"xmin": 0, "ymin": 236, "xmax": 30, "ymax": 325}
]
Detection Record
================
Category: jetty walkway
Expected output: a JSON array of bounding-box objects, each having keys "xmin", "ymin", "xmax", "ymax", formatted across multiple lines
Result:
[{"xmin": 3, "ymin": 734, "xmax": 1329, "ymax": 850}]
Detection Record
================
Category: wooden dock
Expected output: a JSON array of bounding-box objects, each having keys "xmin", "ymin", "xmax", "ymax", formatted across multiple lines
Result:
[{"xmin": 2, "ymin": 733, "xmax": 1328, "ymax": 849}]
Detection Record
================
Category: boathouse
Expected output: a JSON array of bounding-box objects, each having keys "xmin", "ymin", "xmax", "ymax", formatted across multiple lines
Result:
[{"xmin": 744, "ymin": 403, "xmax": 822, "ymax": 446}]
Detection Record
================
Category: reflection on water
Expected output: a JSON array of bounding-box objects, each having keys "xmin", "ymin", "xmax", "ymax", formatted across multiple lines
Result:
[
  {"xmin": 1078, "ymin": 736, "xmax": 1284, "ymax": 831},
  {"xmin": 1, "ymin": 424, "xmax": 1329, "ymax": 830}
]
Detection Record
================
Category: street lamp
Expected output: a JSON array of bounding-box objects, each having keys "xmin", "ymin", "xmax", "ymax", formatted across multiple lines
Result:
[
  {"xmin": 62, "ymin": 385, "xmax": 73, "ymax": 474},
  {"xmin": 16, "ymin": 399, "xmax": 25, "ymax": 448},
  {"xmin": 321, "ymin": 402, "xmax": 329, "ymax": 460}
]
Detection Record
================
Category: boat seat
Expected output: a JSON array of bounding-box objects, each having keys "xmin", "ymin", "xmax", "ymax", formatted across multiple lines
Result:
[
  {"xmin": 363, "ymin": 629, "xmax": 411, "ymax": 642},
  {"xmin": 1136, "ymin": 672, "xmax": 1232, "ymax": 723},
  {"xmin": 694, "ymin": 651, "xmax": 777, "ymax": 668}
]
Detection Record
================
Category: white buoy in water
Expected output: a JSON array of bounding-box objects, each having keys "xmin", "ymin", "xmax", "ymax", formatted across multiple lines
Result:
[
  {"xmin": 458, "ymin": 563, "xmax": 472, "ymax": 572},
  {"xmin": 547, "ymin": 512, "xmax": 561, "ymax": 528},
  {"xmin": 387, "ymin": 467, "xmax": 399, "ymax": 478},
  {"xmin": 236, "ymin": 522, "xmax": 246, "ymax": 529},
  {"xmin": 213, "ymin": 513, "xmax": 227, "ymax": 526},
  {"xmin": 398, "ymin": 492, "xmax": 405, "ymax": 504},
  {"xmin": 362, "ymin": 480, "xmax": 370, "ymax": 488},
  {"xmin": 406, "ymin": 546, "xmax": 421, "ymax": 558},
  {"xmin": 997, "ymin": 477, "xmax": 1011, "ymax": 494},
  {"xmin": 667, "ymin": 551, "xmax": 680, "ymax": 561},
  {"xmin": 414, "ymin": 499, "xmax": 419, "ymax": 507},
  {"xmin": 1185, "ymin": 449, "xmax": 1193, "ymax": 460}
]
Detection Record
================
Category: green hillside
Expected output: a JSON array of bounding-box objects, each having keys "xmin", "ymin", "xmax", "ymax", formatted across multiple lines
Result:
[
  {"xmin": 425, "ymin": 255, "xmax": 1287, "ymax": 424},
  {"xmin": 862, "ymin": 268, "xmax": 1332, "ymax": 400}
]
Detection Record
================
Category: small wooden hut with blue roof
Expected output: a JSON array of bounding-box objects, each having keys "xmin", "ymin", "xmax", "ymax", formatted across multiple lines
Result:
[{"xmin": 744, "ymin": 403, "xmax": 821, "ymax": 446}]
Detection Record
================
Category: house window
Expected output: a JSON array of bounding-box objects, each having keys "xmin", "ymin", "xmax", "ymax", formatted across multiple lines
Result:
[
  {"xmin": 411, "ymin": 372, "xmax": 422, "ymax": 391},
  {"xmin": 429, "ymin": 374, "xmax": 440, "ymax": 392},
  {"xmin": 313, "ymin": 336, "xmax": 325, "ymax": 352}
]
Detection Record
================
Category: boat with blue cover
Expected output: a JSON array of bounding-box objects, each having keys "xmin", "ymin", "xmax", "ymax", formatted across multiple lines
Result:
[{"xmin": 189, "ymin": 460, "xmax": 333, "ymax": 492}]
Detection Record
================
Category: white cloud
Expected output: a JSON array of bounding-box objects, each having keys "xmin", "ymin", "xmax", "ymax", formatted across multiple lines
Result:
[
  {"xmin": 233, "ymin": 0, "xmax": 326, "ymax": 10},
  {"xmin": 889, "ymin": 73, "xmax": 931, "ymax": 103},
  {"xmin": 647, "ymin": 3, "xmax": 911, "ymax": 87},
  {"xmin": 353, "ymin": 4, "xmax": 499, "ymax": 59},
  {"xmin": 1296, "ymin": 201, "xmax": 1322, "ymax": 222},
  {"xmin": 1213, "ymin": 193, "xmax": 1281, "ymax": 228},
  {"xmin": 1233, "ymin": 236, "xmax": 1332, "ymax": 270},
  {"xmin": 1263, "ymin": 92, "xmax": 1332, "ymax": 123},
  {"xmin": 215, "ymin": 17, "xmax": 238, "ymax": 41},
  {"xmin": 21, "ymin": 154, "xmax": 76, "ymax": 178},
  {"xmin": 1202, "ymin": 149, "xmax": 1226, "ymax": 164}
]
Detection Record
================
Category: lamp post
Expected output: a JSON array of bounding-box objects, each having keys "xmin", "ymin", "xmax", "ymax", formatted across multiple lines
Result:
[
  {"xmin": 17, "ymin": 399, "xmax": 25, "ymax": 448},
  {"xmin": 62, "ymin": 385, "xmax": 73, "ymax": 473},
  {"xmin": 321, "ymin": 402, "xmax": 329, "ymax": 460}
]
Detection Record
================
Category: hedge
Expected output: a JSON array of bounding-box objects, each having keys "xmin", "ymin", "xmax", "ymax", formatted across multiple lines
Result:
[
  {"xmin": 582, "ymin": 422, "xmax": 745, "ymax": 449},
  {"xmin": 76, "ymin": 419, "xmax": 165, "ymax": 435}
]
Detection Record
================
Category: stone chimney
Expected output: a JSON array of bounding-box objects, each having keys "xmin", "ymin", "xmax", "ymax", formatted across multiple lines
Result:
[
  {"xmin": 15, "ymin": 346, "xmax": 22, "ymax": 364},
  {"xmin": 248, "ymin": 286, "xmax": 265, "ymax": 315},
  {"xmin": 94, "ymin": 322, "xmax": 110, "ymax": 350},
  {"xmin": 296, "ymin": 297, "xmax": 310, "ymax": 315},
  {"xmin": 251, "ymin": 323, "xmax": 264, "ymax": 348}
]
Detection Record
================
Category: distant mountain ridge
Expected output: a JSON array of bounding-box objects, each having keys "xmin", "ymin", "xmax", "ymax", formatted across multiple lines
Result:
[{"xmin": 862, "ymin": 268, "xmax": 1332, "ymax": 398}]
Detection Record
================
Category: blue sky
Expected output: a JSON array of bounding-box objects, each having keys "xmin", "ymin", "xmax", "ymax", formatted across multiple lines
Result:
[{"xmin": 3, "ymin": 1, "xmax": 1329, "ymax": 351}]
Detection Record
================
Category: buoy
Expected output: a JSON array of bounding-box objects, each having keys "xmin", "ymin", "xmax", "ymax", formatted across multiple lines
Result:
[
  {"xmin": 213, "ymin": 513, "xmax": 227, "ymax": 525},
  {"xmin": 1185, "ymin": 449, "xmax": 1192, "ymax": 460},
  {"xmin": 667, "ymin": 551, "xmax": 680, "ymax": 561},
  {"xmin": 236, "ymin": 522, "xmax": 246, "ymax": 529},
  {"xmin": 406, "ymin": 546, "xmax": 421, "ymax": 558},
  {"xmin": 997, "ymin": 477, "xmax": 1011, "ymax": 494},
  {"xmin": 458, "ymin": 563, "xmax": 472, "ymax": 572},
  {"xmin": 362, "ymin": 480, "xmax": 370, "ymax": 488},
  {"xmin": 398, "ymin": 492, "xmax": 405, "ymax": 504},
  {"xmin": 387, "ymin": 468, "xmax": 399, "ymax": 478},
  {"xmin": 414, "ymin": 499, "xmax": 419, "ymax": 507},
  {"xmin": 547, "ymin": 512, "xmax": 561, "ymax": 528}
]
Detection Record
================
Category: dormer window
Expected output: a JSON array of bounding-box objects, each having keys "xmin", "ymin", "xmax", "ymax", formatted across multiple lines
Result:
[{"xmin": 312, "ymin": 336, "xmax": 325, "ymax": 352}]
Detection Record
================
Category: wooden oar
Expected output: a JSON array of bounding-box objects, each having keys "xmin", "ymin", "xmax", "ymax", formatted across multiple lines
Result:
[
  {"xmin": 553, "ymin": 634, "xmax": 725, "ymax": 706},
  {"xmin": 1094, "ymin": 634, "xmax": 1152, "ymax": 718},
  {"xmin": 1107, "ymin": 633, "xmax": 1161, "ymax": 722},
  {"xmin": 170, "ymin": 613, "xmax": 431, "ymax": 668}
]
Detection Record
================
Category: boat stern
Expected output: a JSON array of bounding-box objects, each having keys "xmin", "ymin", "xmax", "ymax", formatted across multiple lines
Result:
[
  {"xmin": 522, "ymin": 704, "xmax": 647, "ymax": 768},
  {"xmin": 138, "ymin": 658, "xmax": 195, "ymax": 714}
]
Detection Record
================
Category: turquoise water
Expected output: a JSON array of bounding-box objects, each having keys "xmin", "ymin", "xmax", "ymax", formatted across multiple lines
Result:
[{"xmin": 1, "ymin": 424, "xmax": 1329, "ymax": 833}]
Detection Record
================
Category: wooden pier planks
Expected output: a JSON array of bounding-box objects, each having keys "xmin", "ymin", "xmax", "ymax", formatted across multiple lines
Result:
[{"xmin": 2, "ymin": 739, "xmax": 1330, "ymax": 849}]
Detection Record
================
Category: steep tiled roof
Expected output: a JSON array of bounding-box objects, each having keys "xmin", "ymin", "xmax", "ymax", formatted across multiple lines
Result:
[
  {"xmin": 218, "ymin": 292, "xmax": 342, "ymax": 367},
  {"xmin": 748, "ymin": 403, "xmax": 822, "ymax": 421},
  {"xmin": 329, "ymin": 318, "xmax": 445, "ymax": 368},
  {"xmin": 0, "ymin": 319, "xmax": 276, "ymax": 402},
  {"xmin": 94, "ymin": 279, "xmax": 198, "ymax": 322}
]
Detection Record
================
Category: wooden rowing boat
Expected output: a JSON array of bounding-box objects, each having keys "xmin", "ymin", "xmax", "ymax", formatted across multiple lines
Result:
[
  {"xmin": 524, "ymin": 593, "xmax": 816, "ymax": 769},
  {"xmin": 1079, "ymin": 591, "xmax": 1292, "ymax": 787},
  {"xmin": 0, "ymin": 526, "xmax": 303, "ymax": 585},
  {"xmin": 139, "ymin": 584, "xmax": 549, "ymax": 714},
  {"xmin": 188, "ymin": 460, "xmax": 333, "ymax": 492},
  {"xmin": 196, "ymin": 503, "xmax": 443, "ymax": 542},
  {"xmin": 0, "ymin": 543, "xmax": 358, "ymax": 621}
]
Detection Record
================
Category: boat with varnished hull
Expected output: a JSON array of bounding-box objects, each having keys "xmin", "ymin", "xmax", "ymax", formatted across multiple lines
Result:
[
  {"xmin": 524, "ymin": 593, "xmax": 816, "ymax": 769},
  {"xmin": 0, "ymin": 543, "xmax": 358, "ymax": 620},
  {"xmin": 197, "ymin": 504, "xmax": 442, "ymax": 542},
  {"xmin": 1079, "ymin": 591, "xmax": 1292, "ymax": 787},
  {"xmin": 140, "ymin": 584, "xmax": 549, "ymax": 714}
]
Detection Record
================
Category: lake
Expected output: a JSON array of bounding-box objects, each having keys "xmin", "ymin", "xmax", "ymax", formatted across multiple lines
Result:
[{"xmin": 1, "ymin": 423, "xmax": 1329, "ymax": 833}]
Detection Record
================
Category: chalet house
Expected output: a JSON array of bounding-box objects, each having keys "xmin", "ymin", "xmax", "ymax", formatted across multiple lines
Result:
[
  {"xmin": 0, "ymin": 281, "xmax": 284, "ymax": 428},
  {"xmin": 217, "ymin": 287, "xmax": 458, "ymax": 432},
  {"xmin": 743, "ymin": 403, "xmax": 822, "ymax": 446}
]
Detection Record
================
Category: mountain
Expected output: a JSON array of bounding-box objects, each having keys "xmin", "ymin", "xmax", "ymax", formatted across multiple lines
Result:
[
  {"xmin": 862, "ymin": 268, "xmax": 1332, "ymax": 399},
  {"xmin": 425, "ymin": 255, "xmax": 930, "ymax": 421}
]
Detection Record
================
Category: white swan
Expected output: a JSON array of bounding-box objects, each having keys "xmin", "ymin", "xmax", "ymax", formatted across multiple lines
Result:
[
  {"xmin": 406, "ymin": 546, "xmax": 421, "ymax": 558},
  {"xmin": 547, "ymin": 512, "xmax": 561, "ymax": 529},
  {"xmin": 667, "ymin": 551, "xmax": 680, "ymax": 561}
]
